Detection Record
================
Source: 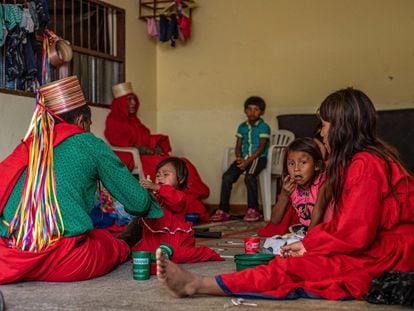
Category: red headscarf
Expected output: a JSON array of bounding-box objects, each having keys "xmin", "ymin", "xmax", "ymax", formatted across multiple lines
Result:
[{"xmin": 105, "ymin": 93, "xmax": 171, "ymax": 167}]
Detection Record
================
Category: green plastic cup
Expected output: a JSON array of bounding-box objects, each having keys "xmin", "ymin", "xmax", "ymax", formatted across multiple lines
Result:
[
  {"xmin": 158, "ymin": 243, "xmax": 174, "ymax": 258},
  {"xmin": 132, "ymin": 251, "xmax": 151, "ymax": 280},
  {"xmin": 234, "ymin": 253, "xmax": 275, "ymax": 271}
]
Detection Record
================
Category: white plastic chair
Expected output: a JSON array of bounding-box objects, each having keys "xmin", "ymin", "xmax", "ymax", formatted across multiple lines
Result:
[
  {"xmin": 91, "ymin": 127, "xmax": 144, "ymax": 179},
  {"xmin": 260, "ymin": 130, "xmax": 295, "ymax": 220},
  {"xmin": 222, "ymin": 129, "xmax": 295, "ymax": 221},
  {"xmin": 110, "ymin": 145, "xmax": 144, "ymax": 178}
]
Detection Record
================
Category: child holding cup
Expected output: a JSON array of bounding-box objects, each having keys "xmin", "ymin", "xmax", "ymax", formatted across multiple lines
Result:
[{"xmin": 135, "ymin": 157, "xmax": 223, "ymax": 263}]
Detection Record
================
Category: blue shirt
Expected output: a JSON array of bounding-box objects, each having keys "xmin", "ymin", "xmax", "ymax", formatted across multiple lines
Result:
[{"xmin": 236, "ymin": 118, "xmax": 271, "ymax": 159}]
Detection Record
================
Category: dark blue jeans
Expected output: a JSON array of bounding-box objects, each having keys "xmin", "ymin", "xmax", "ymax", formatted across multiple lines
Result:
[{"xmin": 219, "ymin": 157, "xmax": 267, "ymax": 213}]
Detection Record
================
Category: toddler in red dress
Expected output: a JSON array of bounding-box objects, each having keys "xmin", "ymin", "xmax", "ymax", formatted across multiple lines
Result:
[{"xmin": 134, "ymin": 157, "xmax": 223, "ymax": 263}]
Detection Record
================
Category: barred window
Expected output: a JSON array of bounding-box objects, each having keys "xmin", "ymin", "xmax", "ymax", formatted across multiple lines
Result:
[{"xmin": 0, "ymin": 0, "xmax": 125, "ymax": 107}]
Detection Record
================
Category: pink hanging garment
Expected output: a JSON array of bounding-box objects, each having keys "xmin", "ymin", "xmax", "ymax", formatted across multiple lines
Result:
[{"xmin": 147, "ymin": 17, "xmax": 159, "ymax": 38}]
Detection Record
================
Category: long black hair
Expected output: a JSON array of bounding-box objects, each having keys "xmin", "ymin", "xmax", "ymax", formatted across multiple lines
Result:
[{"xmin": 318, "ymin": 87, "xmax": 410, "ymax": 203}]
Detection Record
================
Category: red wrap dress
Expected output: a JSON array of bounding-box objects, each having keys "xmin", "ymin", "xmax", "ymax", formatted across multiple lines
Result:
[{"xmin": 132, "ymin": 185, "xmax": 223, "ymax": 263}]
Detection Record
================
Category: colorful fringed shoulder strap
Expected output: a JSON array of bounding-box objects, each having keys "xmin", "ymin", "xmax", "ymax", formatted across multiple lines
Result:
[{"xmin": 7, "ymin": 92, "xmax": 64, "ymax": 252}]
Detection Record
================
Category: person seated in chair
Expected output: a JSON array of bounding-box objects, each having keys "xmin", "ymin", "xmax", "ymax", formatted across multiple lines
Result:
[
  {"xmin": 211, "ymin": 96, "xmax": 271, "ymax": 222},
  {"xmin": 104, "ymin": 82, "xmax": 210, "ymax": 221}
]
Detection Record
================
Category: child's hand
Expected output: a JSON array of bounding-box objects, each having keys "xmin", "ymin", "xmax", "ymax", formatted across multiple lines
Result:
[
  {"xmin": 235, "ymin": 156, "xmax": 243, "ymax": 165},
  {"xmin": 281, "ymin": 175, "xmax": 295, "ymax": 195},
  {"xmin": 140, "ymin": 179, "xmax": 160, "ymax": 192},
  {"xmin": 236, "ymin": 159, "xmax": 248, "ymax": 170}
]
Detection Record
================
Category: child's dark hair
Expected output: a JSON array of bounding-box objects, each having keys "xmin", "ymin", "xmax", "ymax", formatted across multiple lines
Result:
[
  {"xmin": 283, "ymin": 137, "xmax": 325, "ymax": 177},
  {"xmin": 156, "ymin": 157, "xmax": 188, "ymax": 190},
  {"xmin": 244, "ymin": 96, "xmax": 266, "ymax": 111}
]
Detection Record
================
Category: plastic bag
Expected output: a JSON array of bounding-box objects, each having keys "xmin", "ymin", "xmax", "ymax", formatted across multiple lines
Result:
[{"xmin": 365, "ymin": 270, "xmax": 414, "ymax": 306}]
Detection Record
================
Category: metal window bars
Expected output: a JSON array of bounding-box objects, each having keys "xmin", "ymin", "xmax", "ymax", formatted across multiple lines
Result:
[{"xmin": 0, "ymin": 0, "xmax": 125, "ymax": 107}]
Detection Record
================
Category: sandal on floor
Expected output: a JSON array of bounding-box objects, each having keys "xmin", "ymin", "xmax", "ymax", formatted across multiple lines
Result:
[
  {"xmin": 210, "ymin": 209, "xmax": 231, "ymax": 222},
  {"xmin": 243, "ymin": 208, "xmax": 263, "ymax": 222}
]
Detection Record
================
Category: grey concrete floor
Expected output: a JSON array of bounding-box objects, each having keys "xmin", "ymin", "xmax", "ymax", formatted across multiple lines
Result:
[
  {"xmin": 0, "ymin": 255, "xmax": 408, "ymax": 310},
  {"xmin": 0, "ymin": 220, "xmax": 408, "ymax": 310}
]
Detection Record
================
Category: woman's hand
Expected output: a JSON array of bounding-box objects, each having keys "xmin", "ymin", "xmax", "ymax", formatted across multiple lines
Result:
[{"xmin": 280, "ymin": 241, "xmax": 306, "ymax": 258}]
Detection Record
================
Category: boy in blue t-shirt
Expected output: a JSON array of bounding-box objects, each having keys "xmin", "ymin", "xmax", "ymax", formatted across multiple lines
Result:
[{"xmin": 212, "ymin": 96, "xmax": 271, "ymax": 222}]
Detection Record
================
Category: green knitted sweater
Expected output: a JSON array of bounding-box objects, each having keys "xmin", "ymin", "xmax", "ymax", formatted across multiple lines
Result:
[{"xmin": 0, "ymin": 133, "xmax": 162, "ymax": 237}]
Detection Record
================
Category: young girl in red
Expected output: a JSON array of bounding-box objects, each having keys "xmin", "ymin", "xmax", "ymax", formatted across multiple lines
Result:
[
  {"xmin": 133, "ymin": 157, "xmax": 222, "ymax": 263},
  {"xmin": 258, "ymin": 137, "xmax": 333, "ymax": 239}
]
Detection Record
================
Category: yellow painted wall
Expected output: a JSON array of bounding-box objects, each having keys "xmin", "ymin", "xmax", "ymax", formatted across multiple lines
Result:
[
  {"xmin": 0, "ymin": 94, "xmax": 34, "ymax": 156},
  {"xmin": 92, "ymin": 0, "xmax": 157, "ymax": 140},
  {"xmin": 0, "ymin": 1, "xmax": 156, "ymax": 158},
  {"xmin": 156, "ymin": 0, "xmax": 414, "ymax": 204},
  {"xmin": 1, "ymin": 0, "xmax": 414, "ymax": 207}
]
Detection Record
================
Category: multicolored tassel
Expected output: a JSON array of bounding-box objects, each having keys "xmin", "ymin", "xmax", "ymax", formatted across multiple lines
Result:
[{"xmin": 7, "ymin": 92, "xmax": 64, "ymax": 252}]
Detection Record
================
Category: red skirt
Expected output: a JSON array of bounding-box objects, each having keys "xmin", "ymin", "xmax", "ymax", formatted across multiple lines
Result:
[{"xmin": 0, "ymin": 229, "xmax": 130, "ymax": 284}]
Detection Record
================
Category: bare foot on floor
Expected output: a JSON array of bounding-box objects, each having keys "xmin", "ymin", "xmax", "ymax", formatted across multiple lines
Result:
[{"xmin": 156, "ymin": 248, "xmax": 201, "ymax": 297}]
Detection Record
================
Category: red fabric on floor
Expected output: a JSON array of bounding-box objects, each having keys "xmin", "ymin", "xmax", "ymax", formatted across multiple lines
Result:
[
  {"xmin": 0, "ymin": 229, "xmax": 129, "ymax": 284},
  {"xmin": 134, "ymin": 226, "xmax": 223, "ymax": 264},
  {"xmin": 257, "ymin": 205, "xmax": 299, "ymax": 237}
]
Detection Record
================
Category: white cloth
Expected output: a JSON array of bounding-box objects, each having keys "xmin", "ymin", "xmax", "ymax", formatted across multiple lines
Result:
[{"xmin": 263, "ymin": 225, "xmax": 307, "ymax": 255}]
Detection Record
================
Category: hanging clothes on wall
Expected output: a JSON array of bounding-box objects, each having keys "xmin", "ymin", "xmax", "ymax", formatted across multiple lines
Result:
[
  {"xmin": 178, "ymin": 15, "xmax": 191, "ymax": 41},
  {"xmin": 147, "ymin": 17, "xmax": 159, "ymax": 38},
  {"xmin": 142, "ymin": 0, "xmax": 195, "ymax": 47}
]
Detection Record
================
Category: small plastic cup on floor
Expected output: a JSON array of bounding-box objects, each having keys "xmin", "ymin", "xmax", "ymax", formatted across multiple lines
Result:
[
  {"xmin": 158, "ymin": 243, "xmax": 174, "ymax": 258},
  {"xmin": 132, "ymin": 251, "xmax": 151, "ymax": 280},
  {"xmin": 244, "ymin": 237, "xmax": 261, "ymax": 254}
]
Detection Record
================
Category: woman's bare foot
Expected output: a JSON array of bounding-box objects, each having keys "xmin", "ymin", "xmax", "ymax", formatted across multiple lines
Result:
[{"xmin": 156, "ymin": 248, "xmax": 201, "ymax": 297}]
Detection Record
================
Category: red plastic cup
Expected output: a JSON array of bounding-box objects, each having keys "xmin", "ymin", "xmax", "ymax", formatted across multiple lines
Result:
[{"xmin": 244, "ymin": 237, "xmax": 261, "ymax": 254}]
